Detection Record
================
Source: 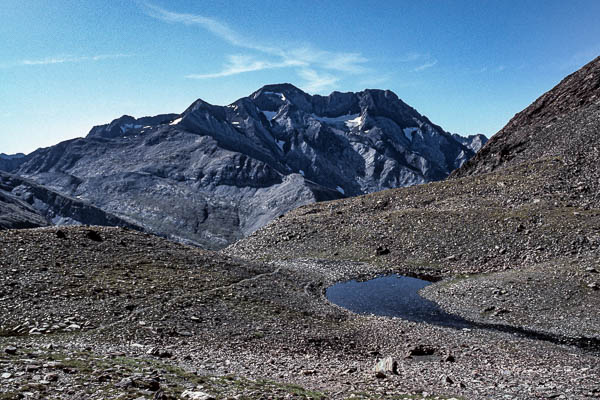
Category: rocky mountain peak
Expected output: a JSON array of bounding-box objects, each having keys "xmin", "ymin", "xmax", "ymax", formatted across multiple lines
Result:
[
  {"xmin": 2, "ymin": 83, "xmax": 485, "ymax": 249},
  {"xmin": 182, "ymin": 98, "xmax": 221, "ymax": 116},
  {"xmin": 87, "ymin": 113, "xmax": 179, "ymax": 139},
  {"xmin": 250, "ymin": 83, "xmax": 313, "ymax": 112},
  {"xmin": 452, "ymin": 133, "xmax": 488, "ymax": 153},
  {"xmin": 251, "ymin": 83, "xmax": 306, "ymax": 99}
]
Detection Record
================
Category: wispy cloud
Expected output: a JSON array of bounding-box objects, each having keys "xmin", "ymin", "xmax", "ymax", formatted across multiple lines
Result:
[
  {"xmin": 398, "ymin": 52, "xmax": 424, "ymax": 63},
  {"xmin": 358, "ymin": 75, "xmax": 392, "ymax": 88},
  {"xmin": 142, "ymin": 3, "xmax": 279, "ymax": 55},
  {"xmin": 473, "ymin": 64, "xmax": 513, "ymax": 74},
  {"xmin": 297, "ymin": 69, "xmax": 340, "ymax": 93},
  {"xmin": 142, "ymin": 3, "xmax": 369, "ymax": 93},
  {"xmin": 394, "ymin": 52, "xmax": 438, "ymax": 73},
  {"xmin": 413, "ymin": 59, "xmax": 438, "ymax": 72},
  {"xmin": 15, "ymin": 54, "xmax": 132, "ymax": 67},
  {"xmin": 282, "ymin": 46, "xmax": 368, "ymax": 74},
  {"xmin": 186, "ymin": 54, "xmax": 304, "ymax": 79}
]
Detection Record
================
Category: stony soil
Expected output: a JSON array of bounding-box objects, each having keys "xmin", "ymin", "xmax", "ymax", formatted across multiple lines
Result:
[
  {"xmin": 228, "ymin": 155, "xmax": 600, "ymax": 340},
  {"xmin": 1, "ymin": 226, "xmax": 599, "ymax": 399}
]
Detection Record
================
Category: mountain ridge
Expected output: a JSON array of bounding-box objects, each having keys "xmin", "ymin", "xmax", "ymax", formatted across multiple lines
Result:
[
  {"xmin": 2, "ymin": 60, "xmax": 600, "ymax": 400},
  {"xmin": 0, "ymin": 171, "xmax": 143, "ymax": 230},
  {"xmin": 1, "ymin": 84, "xmax": 485, "ymax": 248}
]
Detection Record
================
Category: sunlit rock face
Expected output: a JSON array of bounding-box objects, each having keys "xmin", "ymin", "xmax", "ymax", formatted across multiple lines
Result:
[{"xmin": 2, "ymin": 84, "xmax": 483, "ymax": 249}]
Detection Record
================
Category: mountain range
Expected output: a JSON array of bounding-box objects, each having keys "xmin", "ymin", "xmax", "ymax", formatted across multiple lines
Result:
[
  {"xmin": 0, "ymin": 84, "xmax": 485, "ymax": 248},
  {"xmin": 1, "ymin": 56, "xmax": 600, "ymax": 400}
]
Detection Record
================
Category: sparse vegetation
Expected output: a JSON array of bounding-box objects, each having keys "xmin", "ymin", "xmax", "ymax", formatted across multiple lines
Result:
[{"xmin": 2, "ymin": 57, "xmax": 600, "ymax": 400}]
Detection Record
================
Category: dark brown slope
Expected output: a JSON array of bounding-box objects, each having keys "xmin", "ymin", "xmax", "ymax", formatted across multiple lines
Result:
[
  {"xmin": 227, "ymin": 57, "xmax": 600, "ymax": 341},
  {"xmin": 453, "ymin": 55, "xmax": 600, "ymax": 178}
]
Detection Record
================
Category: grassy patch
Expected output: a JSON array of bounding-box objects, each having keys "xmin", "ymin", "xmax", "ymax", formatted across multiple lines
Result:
[
  {"xmin": 346, "ymin": 392, "xmax": 463, "ymax": 400},
  {"xmin": 0, "ymin": 329, "xmax": 24, "ymax": 338},
  {"xmin": 0, "ymin": 393, "xmax": 23, "ymax": 400}
]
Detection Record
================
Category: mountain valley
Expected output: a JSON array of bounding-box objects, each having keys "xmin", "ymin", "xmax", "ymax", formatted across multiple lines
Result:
[{"xmin": 2, "ymin": 57, "xmax": 600, "ymax": 399}]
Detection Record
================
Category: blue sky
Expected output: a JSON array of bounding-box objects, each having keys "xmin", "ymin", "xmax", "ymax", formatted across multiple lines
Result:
[{"xmin": 1, "ymin": 0, "xmax": 599, "ymax": 154}]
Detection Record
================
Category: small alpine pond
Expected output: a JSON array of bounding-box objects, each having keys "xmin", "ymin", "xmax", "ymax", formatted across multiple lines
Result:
[
  {"xmin": 326, "ymin": 274, "xmax": 472, "ymax": 329},
  {"xmin": 327, "ymin": 274, "xmax": 600, "ymax": 351}
]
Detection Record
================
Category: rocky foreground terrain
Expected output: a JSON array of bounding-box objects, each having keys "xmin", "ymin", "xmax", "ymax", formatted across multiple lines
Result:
[
  {"xmin": 2, "ymin": 58, "xmax": 600, "ymax": 399},
  {"xmin": 1, "ymin": 226, "xmax": 599, "ymax": 400},
  {"xmin": 226, "ymin": 57, "xmax": 600, "ymax": 395}
]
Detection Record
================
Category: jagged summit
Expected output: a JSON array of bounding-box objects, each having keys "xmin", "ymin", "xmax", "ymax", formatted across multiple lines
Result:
[
  {"xmin": 250, "ymin": 83, "xmax": 308, "ymax": 99},
  {"xmin": 87, "ymin": 113, "xmax": 179, "ymax": 139},
  {"xmin": 1, "ymin": 84, "xmax": 485, "ymax": 249},
  {"xmin": 249, "ymin": 84, "xmax": 417, "ymax": 120},
  {"xmin": 250, "ymin": 83, "xmax": 315, "ymax": 113}
]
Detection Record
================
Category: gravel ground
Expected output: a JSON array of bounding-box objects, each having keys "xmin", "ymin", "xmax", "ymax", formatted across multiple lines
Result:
[
  {"xmin": 1, "ymin": 227, "xmax": 600, "ymax": 399},
  {"xmin": 223, "ymin": 144, "xmax": 600, "ymax": 399}
]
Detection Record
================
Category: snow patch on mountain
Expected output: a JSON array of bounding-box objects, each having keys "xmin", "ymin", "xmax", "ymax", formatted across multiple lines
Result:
[
  {"xmin": 311, "ymin": 113, "xmax": 360, "ymax": 125},
  {"xmin": 345, "ymin": 115, "xmax": 362, "ymax": 129},
  {"xmin": 7, "ymin": 83, "xmax": 486, "ymax": 250},
  {"xmin": 403, "ymin": 127, "xmax": 420, "ymax": 141},
  {"xmin": 261, "ymin": 111, "xmax": 277, "ymax": 120},
  {"xmin": 263, "ymin": 91, "xmax": 287, "ymax": 101},
  {"xmin": 120, "ymin": 124, "xmax": 142, "ymax": 133}
]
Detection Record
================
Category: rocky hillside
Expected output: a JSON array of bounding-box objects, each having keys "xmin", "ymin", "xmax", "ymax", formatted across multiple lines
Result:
[
  {"xmin": 1, "ymin": 85, "xmax": 484, "ymax": 249},
  {"xmin": 0, "ymin": 187, "xmax": 48, "ymax": 229},
  {"xmin": 228, "ymin": 57, "xmax": 600, "ymax": 341},
  {"xmin": 0, "ymin": 171, "xmax": 141, "ymax": 230},
  {"xmin": 2, "ymin": 61, "xmax": 599, "ymax": 399},
  {"xmin": 0, "ymin": 153, "xmax": 26, "ymax": 172},
  {"xmin": 454, "ymin": 55, "xmax": 600, "ymax": 179}
]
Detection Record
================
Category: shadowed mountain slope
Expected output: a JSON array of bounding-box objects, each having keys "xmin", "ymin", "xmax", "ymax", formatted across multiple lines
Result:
[
  {"xmin": 454, "ymin": 55, "xmax": 600, "ymax": 180},
  {"xmin": 0, "ymin": 187, "xmax": 48, "ymax": 229},
  {"xmin": 0, "ymin": 171, "xmax": 142, "ymax": 230}
]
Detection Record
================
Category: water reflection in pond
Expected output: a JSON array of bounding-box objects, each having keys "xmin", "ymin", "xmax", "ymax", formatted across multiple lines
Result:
[{"xmin": 326, "ymin": 274, "xmax": 472, "ymax": 329}]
